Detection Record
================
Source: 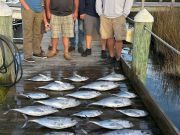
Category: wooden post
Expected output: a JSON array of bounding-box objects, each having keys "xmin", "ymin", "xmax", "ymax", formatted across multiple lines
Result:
[
  {"xmin": 0, "ymin": 1, "xmax": 15, "ymax": 87},
  {"xmin": 132, "ymin": 8, "xmax": 154, "ymax": 84}
]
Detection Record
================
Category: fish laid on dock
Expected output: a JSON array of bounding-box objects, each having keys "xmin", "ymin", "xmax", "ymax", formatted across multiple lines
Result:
[
  {"xmin": 97, "ymin": 72, "xmax": 126, "ymax": 81},
  {"xmin": 90, "ymin": 119, "xmax": 133, "ymax": 129},
  {"xmin": 4, "ymin": 105, "xmax": 58, "ymax": 116},
  {"xmin": 117, "ymin": 109, "xmax": 148, "ymax": 117},
  {"xmin": 44, "ymin": 132, "xmax": 75, "ymax": 135},
  {"xmin": 112, "ymin": 91, "xmax": 137, "ymax": 99},
  {"xmin": 90, "ymin": 97, "xmax": 132, "ymax": 108},
  {"xmin": 38, "ymin": 81, "xmax": 75, "ymax": 91},
  {"xmin": 80, "ymin": 81, "xmax": 119, "ymax": 91},
  {"xmin": 26, "ymin": 74, "xmax": 53, "ymax": 82},
  {"xmin": 72, "ymin": 110, "xmax": 103, "ymax": 118},
  {"xmin": 66, "ymin": 90, "xmax": 101, "ymax": 99},
  {"xmin": 102, "ymin": 129, "xmax": 152, "ymax": 135},
  {"xmin": 35, "ymin": 97, "xmax": 81, "ymax": 109},
  {"xmin": 26, "ymin": 117, "xmax": 78, "ymax": 129},
  {"xmin": 64, "ymin": 72, "xmax": 89, "ymax": 82},
  {"xmin": 18, "ymin": 92, "xmax": 49, "ymax": 100}
]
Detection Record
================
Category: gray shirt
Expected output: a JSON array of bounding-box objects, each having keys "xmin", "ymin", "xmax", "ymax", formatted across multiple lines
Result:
[{"xmin": 96, "ymin": 0, "xmax": 134, "ymax": 18}]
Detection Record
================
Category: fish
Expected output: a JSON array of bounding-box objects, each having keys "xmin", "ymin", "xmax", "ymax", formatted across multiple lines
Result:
[
  {"xmin": 80, "ymin": 81, "xmax": 119, "ymax": 91},
  {"xmin": 66, "ymin": 91, "xmax": 101, "ymax": 99},
  {"xmin": 25, "ymin": 116, "xmax": 78, "ymax": 129},
  {"xmin": 90, "ymin": 97, "xmax": 132, "ymax": 108},
  {"xmin": 97, "ymin": 72, "xmax": 126, "ymax": 81},
  {"xmin": 90, "ymin": 119, "xmax": 133, "ymax": 129},
  {"xmin": 38, "ymin": 81, "xmax": 75, "ymax": 91},
  {"xmin": 44, "ymin": 132, "xmax": 75, "ymax": 135},
  {"xmin": 112, "ymin": 91, "xmax": 137, "ymax": 98},
  {"xmin": 4, "ymin": 105, "xmax": 58, "ymax": 116},
  {"xmin": 35, "ymin": 97, "xmax": 81, "ymax": 109},
  {"xmin": 117, "ymin": 109, "xmax": 148, "ymax": 117},
  {"xmin": 26, "ymin": 74, "xmax": 53, "ymax": 82},
  {"xmin": 64, "ymin": 72, "xmax": 89, "ymax": 82},
  {"xmin": 72, "ymin": 110, "xmax": 103, "ymax": 118},
  {"xmin": 102, "ymin": 129, "xmax": 152, "ymax": 135},
  {"xmin": 18, "ymin": 92, "xmax": 49, "ymax": 100}
]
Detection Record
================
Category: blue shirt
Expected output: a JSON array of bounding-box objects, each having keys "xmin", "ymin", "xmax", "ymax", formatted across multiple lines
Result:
[{"xmin": 25, "ymin": 0, "xmax": 43, "ymax": 13}]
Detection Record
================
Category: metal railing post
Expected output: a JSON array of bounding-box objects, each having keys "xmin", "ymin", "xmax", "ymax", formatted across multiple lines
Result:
[{"xmin": 132, "ymin": 8, "xmax": 154, "ymax": 84}]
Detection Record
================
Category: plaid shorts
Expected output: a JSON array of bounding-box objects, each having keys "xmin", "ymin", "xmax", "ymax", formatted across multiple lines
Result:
[{"xmin": 50, "ymin": 14, "xmax": 74, "ymax": 38}]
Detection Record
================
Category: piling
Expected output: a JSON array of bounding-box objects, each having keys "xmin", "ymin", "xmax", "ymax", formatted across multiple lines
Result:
[
  {"xmin": 132, "ymin": 8, "xmax": 154, "ymax": 83},
  {"xmin": 0, "ymin": 1, "xmax": 15, "ymax": 87}
]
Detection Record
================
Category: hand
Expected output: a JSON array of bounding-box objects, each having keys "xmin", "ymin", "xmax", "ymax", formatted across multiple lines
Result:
[
  {"xmin": 80, "ymin": 14, "xmax": 86, "ymax": 20},
  {"xmin": 44, "ymin": 22, "xmax": 50, "ymax": 32},
  {"xmin": 72, "ymin": 11, "xmax": 78, "ymax": 21}
]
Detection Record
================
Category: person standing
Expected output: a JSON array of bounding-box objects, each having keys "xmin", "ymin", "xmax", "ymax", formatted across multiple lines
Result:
[
  {"xmin": 96, "ymin": 0, "xmax": 133, "ymax": 69},
  {"xmin": 20, "ymin": 0, "xmax": 49, "ymax": 62},
  {"xmin": 69, "ymin": 18, "xmax": 84, "ymax": 54},
  {"xmin": 46, "ymin": 0, "xmax": 79, "ymax": 60},
  {"xmin": 80, "ymin": 0, "xmax": 107, "ymax": 58}
]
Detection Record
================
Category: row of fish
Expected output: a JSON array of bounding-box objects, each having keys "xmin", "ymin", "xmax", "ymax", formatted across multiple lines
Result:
[{"xmin": 5, "ymin": 71, "xmax": 151, "ymax": 134}]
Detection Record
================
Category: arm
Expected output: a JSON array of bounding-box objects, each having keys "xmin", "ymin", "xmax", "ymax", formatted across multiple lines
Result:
[
  {"xmin": 45, "ymin": 0, "xmax": 51, "ymax": 19},
  {"xmin": 123, "ymin": 0, "xmax": 134, "ymax": 17},
  {"xmin": 96, "ymin": 0, "xmax": 103, "ymax": 16},
  {"xmin": 19, "ymin": 0, "xmax": 30, "ymax": 10},
  {"xmin": 73, "ymin": 0, "xmax": 79, "ymax": 20},
  {"xmin": 79, "ymin": 0, "xmax": 86, "ymax": 20},
  {"xmin": 43, "ymin": 11, "xmax": 50, "ymax": 32}
]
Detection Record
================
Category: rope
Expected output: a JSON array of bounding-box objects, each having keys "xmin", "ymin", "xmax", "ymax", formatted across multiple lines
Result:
[
  {"xmin": 0, "ymin": 34, "xmax": 23, "ymax": 87},
  {"xmin": 144, "ymin": 26, "xmax": 180, "ymax": 56}
]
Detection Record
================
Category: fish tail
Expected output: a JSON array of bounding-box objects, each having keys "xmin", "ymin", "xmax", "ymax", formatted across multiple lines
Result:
[
  {"xmin": 3, "ymin": 110, "xmax": 11, "ymax": 115},
  {"xmin": 21, "ymin": 114, "xmax": 28, "ymax": 128},
  {"xmin": 81, "ymin": 129, "xmax": 88, "ymax": 135}
]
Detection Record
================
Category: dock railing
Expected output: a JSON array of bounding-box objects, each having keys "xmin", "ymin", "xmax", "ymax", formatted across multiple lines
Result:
[{"xmin": 126, "ymin": 8, "xmax": 180, "ymax": 84}]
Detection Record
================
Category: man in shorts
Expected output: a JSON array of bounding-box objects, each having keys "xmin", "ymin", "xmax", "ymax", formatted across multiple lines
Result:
[
  {"xmin": 96, "ymin": 0, "xmax": 133, "ymax": 69},
  {"xmin": 80, "ymin": 0, "xmax": 107, "ymax": 58},
  {"xmin": 46, "ymin": 0, "xmax": 79, "ymax": 60}
]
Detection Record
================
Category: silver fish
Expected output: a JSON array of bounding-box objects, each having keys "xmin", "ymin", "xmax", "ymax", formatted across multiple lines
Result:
[
  {"xmin": 64, "ymin": 72, "xmax": 89, "ymax": 82},
  {"xmin": 38, "ymin": 81, "xmax": 75, "ymax": 91},
  {"xmin": 44, "ymin": 132, "xmax": 74, "ymax": 135},
  {"xmin": 26, "ymin": 74, "xmax": 53, "ymax": 82},
  {"xmin": 18, "ymin": 92, "xmax": 49, "ymax": 100},
  {"xmin": 72, "ymin": 110, "xmax": 103, "ymax": 118},
  {"xmin": 28, "ymin": 117, "xmax": 78, "ymax": 129},
  {"xmin": 112, "ymin": 91, "xmax": 137, "ymax": 98},
  {"xmin": 80, "ymin": 81, "xmax": 119, "ymax": 91},
  {"xmin": 5, "ymin": 105, "xmax": 58, "ymax": 116},
  {"xmin": 102, "ymin": 129, "xmax": 152, "ymax": 135},
  {"xmin": 117, "ymin": 109, "xmax": 148, "ymax": 117},
  {"xmin": 35, "ymin": 97, "xmax": 81, "ymax": 109},
  {"xmin": 98, "ymin": 72, "xmax": 126, "ymax": 81},
  {"xmin": 90, "ymin": 119, "xmax": 133, "ymax": 129},
  {"xmin": 90, "ymin": 97, "xmax": 131, "ymax": 108},
  {"xmin": 66, "ymin": 91, "xmax": 101, "ymax": 99}
]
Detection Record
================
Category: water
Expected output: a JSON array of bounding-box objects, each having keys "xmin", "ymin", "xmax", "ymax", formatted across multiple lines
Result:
[{"xmin": 0, "ymin": 66, "xmax": 161, "ymax": 135}]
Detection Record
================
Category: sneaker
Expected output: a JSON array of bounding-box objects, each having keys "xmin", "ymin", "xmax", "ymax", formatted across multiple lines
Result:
[
  {"xmin": 114, "ymin": 59, "xmax": 122, "ymax": 71},
  {"xmin": 68, "ymin": 46, "xmax": 75, "ymax": 52},
  {"xmin": 47, "ymin": 50, "xmax": 57, "ymax": 58},
  {"xmin": 78, "ymin": 46, "xmax": 84, "ymax": 53},
  {"xmin": 81, "ymin": 49, "xmax": 91, "ymax": 57},
  {"xmin": 33, "ymin": 51, "xmax": 47, "ymax": 59},
  {"xmin": 24, "ymin": 57, "xmax": 35, "ymax": 63},
  {"xmin": 64, "ymin": 53, "xmax": 72, "ymax": 60},
  {"xmin": 101, "ymin": 50, "xmax": 107, "ymax": 59},
  {"xmin": 107, "ymin": 56, "xmax": 116, "ymax": 65}
]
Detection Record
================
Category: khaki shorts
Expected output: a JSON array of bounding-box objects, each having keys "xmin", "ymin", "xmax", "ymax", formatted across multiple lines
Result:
[
  {"xmin": 100, "ymin": 15, "xmax": 126, "ymax": 40},
  {"xmin": 50, "ymin": 14, "xmax": 74, "ymax": 38}
]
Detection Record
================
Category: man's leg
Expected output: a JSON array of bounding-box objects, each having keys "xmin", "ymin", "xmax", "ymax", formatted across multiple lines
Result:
[
  {"xmin": 77, "ymin": 19, "xmax": 84, "ymax": 53},
  {"xmin": 115, "ymin": 40, "xmax": 123, "ymax": 61},
  {"xmin": 69, "ymin": 20, "xmax": 76, "ymax": 52},
  {"xmin": 100, "ymin": 39, "xmax": 107, "ymax": 59},
  {"xmin": 63, "ymin": 37, "xmax": 71, "ymax": 60}
]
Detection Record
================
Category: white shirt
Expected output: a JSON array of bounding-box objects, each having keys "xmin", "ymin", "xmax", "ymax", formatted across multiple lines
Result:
[{"xmin": 96, "ymin": 0, "xmax": 134, "ymax": 18}]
